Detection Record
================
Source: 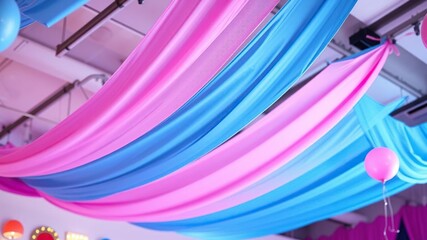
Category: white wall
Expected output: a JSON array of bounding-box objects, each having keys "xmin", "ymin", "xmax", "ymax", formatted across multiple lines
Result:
[{"xmin": 0, "ymin": 191, "xmax": 288, "ymax": 240}]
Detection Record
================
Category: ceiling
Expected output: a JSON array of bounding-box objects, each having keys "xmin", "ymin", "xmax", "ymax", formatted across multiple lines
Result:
[{"xmin": 0, "ymin": 0, "xmax": 426, "ymax": 239}]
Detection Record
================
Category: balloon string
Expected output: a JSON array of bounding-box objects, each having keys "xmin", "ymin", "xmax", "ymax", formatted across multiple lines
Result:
[
  {"xmin": 385, "ymin": 185, "xmax": 399, "ymax": 233},
  {"xmin": 383, "ymin": 182, "xmax": 389, "ymax": 240},
  {"xmin": 382, "ymin": 181, "xmax": 399, "ymax": 240}
]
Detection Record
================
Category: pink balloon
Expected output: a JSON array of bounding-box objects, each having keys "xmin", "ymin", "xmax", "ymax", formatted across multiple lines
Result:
[
  {"xmin": 422, "ymin": 14, "xmax": 427, "ymax": 49},
  {"xmin": 364, "ymin": 147, "xmax": 399, "ymax": 182}
]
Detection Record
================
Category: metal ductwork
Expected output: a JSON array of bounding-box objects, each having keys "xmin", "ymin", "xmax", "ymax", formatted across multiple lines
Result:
[{"xmin": 391, "ymin": 95, "xmax": 427, "ymax": 127}]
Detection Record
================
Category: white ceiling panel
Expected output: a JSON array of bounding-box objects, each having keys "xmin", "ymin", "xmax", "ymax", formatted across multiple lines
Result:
[
  {"xmin": 397, "ymin": 28, "xmax": 427, "ymax": 64},
  {"xmin": 366, "ymin": 75, "xmax": 416, "ymax": 105},
  {"xmin": 20, "ymin": 5, "xmax": 142, "ymax": 74},
  {"xmin": 87, "ymin": 0, "xmax": 170, "ymax": 35},
  {"xmin": 350, "ymin": 0, "xmax": 408, "ymax": 25}
]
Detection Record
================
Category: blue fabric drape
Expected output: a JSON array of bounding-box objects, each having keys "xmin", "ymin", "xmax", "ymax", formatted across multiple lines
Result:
[
  {"xmin": 134, "ymin": 97, "xmax": 424, "ymax": 239},
  {"xmin": 23, "ymin": 0, "xmax": 357, "ymax": 201},
  {"xmin": 355, "ymin": 99, "xmax": 427, "ymax": 183},
  {"xmin": 17, "ymin": 0, "xmax": 87, "ymax": 28}
]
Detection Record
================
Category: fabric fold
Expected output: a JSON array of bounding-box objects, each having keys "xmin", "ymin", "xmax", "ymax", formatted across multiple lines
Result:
[
  {"xmin": 0, "ymin": 0, "xmax": 277, "ymax": 177},
  {"xmin": 24, "ymin": 0, "xmax": 357, "ymax": 201},
  {"xmin": 402, "ymin": 205, "xmax": 427, "ymax": 239},
  {"xmin": 37, "ymin": 42, "xmax": 390, "ymax": 222},
  {"xmin": 136, "ymin": 99, "xmax": 419, "ymax": 239},
  {"xmin": 0, "ymin": 144, "xmax": 39, "ymax": 197},
  {"xmin": 355, "ymin": 98, "xmax": 427, "ymax": 183},
  {"xmin": 0, "ymin": 177, "xmax": 38, "ymax": 197},
  {"xmin": 318, "ymin": 205, "xmax": 427, "ymax": 240}
]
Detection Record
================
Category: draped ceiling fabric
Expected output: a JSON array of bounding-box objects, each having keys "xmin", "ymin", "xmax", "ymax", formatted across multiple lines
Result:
[
  {"xmin": 28, "ymin": 42, "xmax": 394, "ymax": 224},
  {"xmin": 0, "ymin": 0, "xmax": 425, "ymax": 239},
  {"xmin": 319, "ymin": 205, "xmax": 427, "ymax": 240},
  {"xmin": 0, "ymin": 177, "xmax": 38, "ymax": 197},
  {"xmin": 0, "ymin": 145, "xmax": 38, "ymax": 197},
  {"xmin": 16, "ymin": 0, "xmax": 88, "ymax": 28},
  {"xmin": 401, "ymin": 205, "xmax": 427, "ymax": 239},
  {"xmin": 0, "ymin": 143, "xmax": 14, "ymax": 157},
  {"xmin": 22, "ymin": 0, "xmax": 358, "ymax": 201},
  {"xmin": 0, "ymin": 0, "xmax": 278, "ymax": 177},
  {"xmin": 137, "ymin": 99, "xmax": 420, "ymax": 239},
  {"xmin": 4, "ymin": 96, "xmax": 422, "ymax": 240},
  {"xmin": 318, "ymin": 210, "xmax": 402, "ymax": 240},
  {"xmin": 356, "ymin": 101, "xmax": 427, "ymax": 183}
]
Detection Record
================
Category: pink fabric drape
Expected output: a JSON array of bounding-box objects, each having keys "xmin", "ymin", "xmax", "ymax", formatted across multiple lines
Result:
[
  {"xmin": 319, "ymin": 205, "xmax": 427, "ymax": 240},
  {"xmin": 318, "ymin": 212, "xmax": 402, "ymax": 240},
  {"xmin": 0, "ymin": 177, "xmax": 39, "ymax": 197},
  {"xmin": 0, "ymin": 144, "xmax": 39, "ymax": 196},
  {"xmin": 402, "ymin": 205, "xmax": 427, "ymax": 239},
  {"xmin": 42, "ymin": 43, "xmax": 393, "ymax": 222},
  {"xmin": 0, "ymin": 143, "xmax": 14, "ymax": 157},
  {"xmin": 0, "ymin": 0, "xmax": 277, "ymax": 177}
]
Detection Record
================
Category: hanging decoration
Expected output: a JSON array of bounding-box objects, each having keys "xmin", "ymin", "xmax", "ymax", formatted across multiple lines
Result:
[
  {"xmin": 364, "ymin": 147, "xmax": 400, "ymax": 182},
  {"xmin": 365, "ymin": 147, "xmax": 400, "ymax": 239},
  {"xmin": 0, "ymin": 0, "xmax": 278, "ymax": 177},
  {"xmin": 22, "ymin": 0, "xmax": 358, "ymax": 202},
  {"xmin": 0, "ymin": 0, "xmax": 425, "ymax": 238},
  {"xmin": 134, "ymin": 98, "xmax": 418, "ymax": 239},
  {"xmin": 318, "ymin": 207, "xmax": 403, "ymax": 240},
  {"xmin": 31, "ymin": 41, "xmax": 393, "ymax": 223},
  {"xmin": 4, "ymin": 67, "xmax": 424, "ymax": 240},
  {"xmin": 31, "ymin": 226, "xmax": 59, "ymax": 240},
  {"xmin": 319, "ymin": 204, "xmax": 427, "ymax": 240},
  {"xmin": 2, "ymin": 219, "xmax": 24, "ymax": 239},
  {"xmin": 0, "ymin": 0, "xmax": 20, "ymax": 52}
]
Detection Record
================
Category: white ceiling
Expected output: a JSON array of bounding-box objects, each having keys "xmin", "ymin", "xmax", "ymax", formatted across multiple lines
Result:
[
  {"xmin": 88, "ymin": 0, "xmax": 169, "ymax": 35},
  {"xmin": 350, "ymin": 0, "xmax": 408, "ymax": 25},
  {"xmin": 398, "ymin": 28, "xmax": 427, "ymax": 64}
]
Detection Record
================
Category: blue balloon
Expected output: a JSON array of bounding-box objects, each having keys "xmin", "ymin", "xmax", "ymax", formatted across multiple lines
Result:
[{"xmin": 0, "ymin": 0, "xmax": 20, "ymax": 52}]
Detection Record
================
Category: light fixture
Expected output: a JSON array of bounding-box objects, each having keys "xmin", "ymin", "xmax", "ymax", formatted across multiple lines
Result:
[
  {"xmin": 2, "ymin": 220, "xmax": 24, "ymax": 239},
  {"xmin": 66, "ymin": 232, "xmax": 88, "ymax": 240},
  {"xmin": 31, "ymin": 226, "xmax": 59, "ymax": 240}
]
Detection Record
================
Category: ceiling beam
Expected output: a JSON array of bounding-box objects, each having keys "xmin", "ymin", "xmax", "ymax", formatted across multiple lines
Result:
[
  {"xmin": 56, "ymin": 0, "xmax": 131, "ymax": 56},
  {"xmin": 370, "ymin": 0, "xmax": 426, "ymax": 32},
  {"xmin": 2, "ymin": 35, "xmax": 109, "ymax": 92},
  {"xmin": 385, "ymin": 8, "xmax": 427, "ymax": 38},
  {"xmin": 0, "ymin": 74, "xmax": 107, "ymax": 139}
]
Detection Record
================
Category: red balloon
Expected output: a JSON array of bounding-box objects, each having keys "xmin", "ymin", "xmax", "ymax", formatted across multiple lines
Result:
[{"xmin": 364, "ymin": 147, "xmax": 400, "ymax": 182}]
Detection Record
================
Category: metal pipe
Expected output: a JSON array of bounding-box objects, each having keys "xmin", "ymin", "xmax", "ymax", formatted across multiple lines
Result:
[
  {"xmin": 0, "ymin": 82, "xmax": 74, "ymax": 138},
  {"xmin": 83, "ymin": 4, "xmax": 146, "ymax": 37},
  {"xmin": 56, "ymin": 0, "xmax": 130, "ymax": 56},
  {"xmin": 0, "ymin": 105, "xmax": 58, "ymax": 124},
  {"xmin": 385, "ymin": 8, "xmax": 427, "ymax": 38},
  {"xmin": 370, "ymin": 0, "xmax": 426, "ymax": 32},
  {"xmin": 0, "ymin": 74, "xmax": 107, "ymax": 138},
  {"xmin": 265, "ymin": 2, "xmax": 425, "ymax": 111},
  {"xmin": 63, "ymin": 0, "xmax": 286, "ymax": 54}
]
